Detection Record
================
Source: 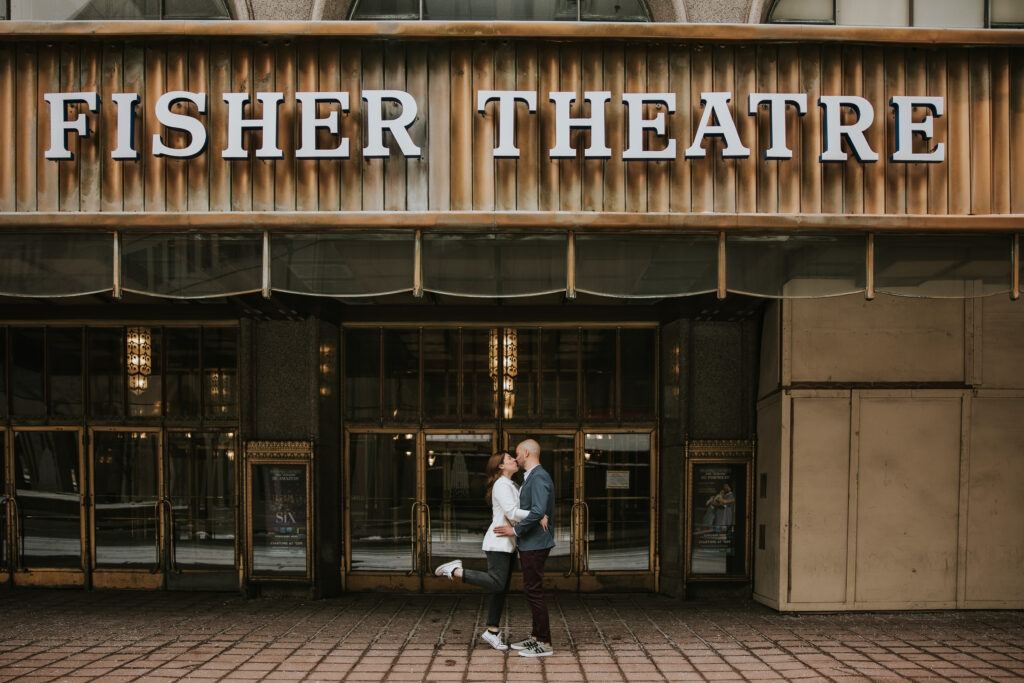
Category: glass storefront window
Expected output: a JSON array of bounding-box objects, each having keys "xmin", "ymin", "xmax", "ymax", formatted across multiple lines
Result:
[
  {"xmin": 423, "ymin": 330, "xmax": 459, "ymax": 421},
  {"xmin": 345, "ymin": 328, "xmax": 381, "ymax": 421},
  {"xmin": 582, "ymin": 329, "xmax": 615, "ymax": 420},
  {"xmin": 127, "ymin": 328, "xmax": 162, "ymax": 418},
  {"xmin": 167, "ymin": 431, "xmax": 236, "ymax": 569},
  {"xmin": 541, "ymin": 329, "xmax": 578, "ymax": 421},
  {"xmin": 348, "ymin": 433, "xmax": 416, "ymax": 571},
  {"xmin": 93, "ymin": 431, "xmax": 159, "ymax": 568},
  {"xmin": 463, "ymin": 329, "xmax": 498, "ymax": 421},
  {"xmin": 166, "ymin": 328, "xmax": 201, "ymax": 419},
  {"xmin": 203, "ymin": 328, "xmax": 238, "ymax": 420},
  {"xmin": 621, "ymin": 329, "xmax": 656, "ymax": 418},
  {"xmin": 11, "ymin": 328, "xmax": 46, "ymax": 417},
  {"xmin": 87, "ymin": 328, "xmax": 125, "ymax": 419},
  {"xmin": 48, "ymin": 329, "xmax": 84, "ymax": 418},
  {"xmin": 0, "ymin": 432, "xmax": 5, "ymax": 568},
  {"xmin": 383, "ymin": 329, "xmax": 419, "ymax": 423},
  {"xmin": 10, "ymin": 0, "xmax": 230, "ymax": 20},
  {"xmin": 353, "ymin": 0, "xmax": 649, "ymax": 20},
  {"xmin": 0, "ymin": 330, "xmax": 6, "ymax": 418},
  {"xmin": 14, "ymin": 431, "xmax": 82, "ymax": 569}
]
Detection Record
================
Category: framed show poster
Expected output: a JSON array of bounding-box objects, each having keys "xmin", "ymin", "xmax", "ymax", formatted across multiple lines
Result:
[
  {"xmin": 684, "ymin": 439, "xmax": 754, "ymax": 581},
  {"xmin": 245, "ymin": 441, "xmax": 314, "ymax": 581}
]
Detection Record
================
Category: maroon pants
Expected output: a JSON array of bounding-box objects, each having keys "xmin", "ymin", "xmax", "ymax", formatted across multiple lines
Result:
[{"xmin": 519, "ymin": 547, "xmax": 552, "ymax": 644}]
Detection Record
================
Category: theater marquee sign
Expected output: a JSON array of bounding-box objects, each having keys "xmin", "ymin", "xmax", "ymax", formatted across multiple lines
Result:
[
  {"xmin": 0, "ymin": 26, "xmax": 1020, "ymax": 224},
  {"xmin": 45, "ymin": 88, "xmax": 945, "ymax": 164}
]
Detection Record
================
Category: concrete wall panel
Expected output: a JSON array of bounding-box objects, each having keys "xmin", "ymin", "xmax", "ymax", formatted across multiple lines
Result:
[
  {"xmin": 758, "ymin": 301, "xmax": 780, "ymax": 399},
  {"xmin": 790, "ymin": 295, "xmax": 965, "ymax": 383},
  {"xmin": 980, "ymin": 297, "xmax": 1024, "ymax": 389},
  {"xmin": 754, "ymin": 393, "xmax": 783, "ymax": 605},
  {"xmin": 966, "ymin": 397, "xmax": 1024, "ymax": 602},
  {"xmin": 855, "ymin": 396, "xmax": 961, "ymax": 604},
  {"xmin": 789, "ymin": 396, "xmax": 850, "ymax": 603}
]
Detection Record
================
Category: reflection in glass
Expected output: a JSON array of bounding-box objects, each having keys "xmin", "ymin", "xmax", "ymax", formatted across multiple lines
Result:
[
  {"xmin": 166, "ymin": 328, "xmax": 201, "ymax": 418},
  {"xmin": 505, "ymin": 328, "xmax": 540, "ymax": 421},
  {"xmin": 690, "ymin": 462, "xmax": 747, "ymax": 575},
  {"xmin": 251, "ymin": 464, "xmax": 307, "ymax": 576},
  {"xmin": 12, "ymin": 0, "xmax": 161, "ymax": 19},
  {"xmin": 541, "ymin": 329, "xmax": 577, "ymax": 420},
  {"xmin": 14, "ymin": 431, "xmax": 82, "ymax": 568},
  {"xmin": 93, "ymin": 431, "xmax": 159, "ymax": 568},
  {"xmin": 462, "ymin": 329, "xmax": 497, "ymax": 421},
  {"xmin": 88, "ymin": 328, "xmax": 124, "ymax": 418},
  {"xmin": 0, "ymin": 329, "xmax": 7, "ymax": 418},
  {"xmin": 167, "ymin": 432, "xmax": 235, "ymax": 569},
  {"xmin": 507, "ymin": 432, "xmax": 574, "ymax": 573},
  {"xmin": 583, "ymin": 433, "xmax": 650, "ymax": 571},
  {"xmin": 383, "ymin": 330, "xmax": 419, "ymax": 422},
  {"xmin": 11, "ymin": 328, "xmax": 45, "ymax": 417},
  {"xmin": 204, "ymin": 328, "xmax": 238, "ymax": 419},
  {"xmin": 127, "ymin": 328, "xmax": 162, "ymax": 418},
  {"xmin": 48, "ymin": 328, "xmax": 84, "ymax": 417},
  {"xmin": 621, "ymin": 329, "xmax": 656, "ymax": 418},
  {"xmin": 163, "ymin": 0, "xmax": 231, "ymax": 19},
  {"xmin": 582, "ymin": 329, "xmax": 616, "ymax": 419},
  {"xmin": 425, "ymin": 434, "xmax": 493, "ymax": 573},
  {"xmin": 349, "ymin": 433, "xmax": 416, "ymax": 571},
  {"xmin": 344, "ymin": 328, "xmax": 381, "ymax": 421},
  {"xmin": 0, "ymin": 432, "xmax": 5, "ymax": 567},
  {"xmin": 423, "ymin": 330, "xmax": 459, "ymax": 421}
]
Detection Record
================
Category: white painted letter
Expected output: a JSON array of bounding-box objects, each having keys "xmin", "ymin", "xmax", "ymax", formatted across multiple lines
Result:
[
  {"xmin": 477, "ymin": 90, "xmax": 537, "ymax": 158},
  {"xmin": 44, "ymin": 92, "xmax": 99, "ymax": 160},
  {"xmin": 685, "ymin": 92, "xmax": 750, "ymax": 159},
  {"xmin": 549, "ymin": 91, "xmax": 612, "ymax": 159},
  {"xmin": 222, "ymin": 92, "xmax": 285, "ymax": 160},
  {"xmin": 152, "ymin": 91, "xmax": 208, "ymax": 158},
  {"xmin": 363, "ymin": 90, "xmax": 421, "ymax": 158},
  {"xmin": 622, "ymin": 93, "xmax": 676, "ymax": 160},
  {"xmin": 748, "ymin": 93, "xmax": 807, "ymax": 160},
  {"xmin": 111, "ymin": 92, "xmax": 140, "ymax": 160},
  {"xmin": 890, "ymin": 96, "xmax": 944, "ymax": 163},
  {"xmin": 296, "ymin": 91, "xmax": 351, "ymax": 159},
  {"xmin": 818, "ymin": 95, "xmax": 878, "ymax": 162}
]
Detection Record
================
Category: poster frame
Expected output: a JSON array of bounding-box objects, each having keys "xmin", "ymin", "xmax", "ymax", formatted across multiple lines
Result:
[
  {"xmin": 684, "ymin": 439, "xmax": 755, "ymax": 582},
  {"xmin": 244, "ymin": 440, "xmax": 314, "ymax": 583}
]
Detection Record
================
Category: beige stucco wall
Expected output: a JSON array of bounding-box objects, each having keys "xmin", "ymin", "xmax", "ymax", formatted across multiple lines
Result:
[{"xmin": 756, "ymin": 294, "xmax": 1024, "ymax": 610}]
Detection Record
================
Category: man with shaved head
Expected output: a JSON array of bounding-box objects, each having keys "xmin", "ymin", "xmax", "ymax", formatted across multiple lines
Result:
[{"xmin": 494, "ymin": 438, "xmax": 555, "ymax": 657}]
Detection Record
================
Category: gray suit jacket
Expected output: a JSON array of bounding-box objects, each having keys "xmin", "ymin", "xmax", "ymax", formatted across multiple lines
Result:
[{"xmin": 514, "ymin": 465, "xmax": 555, "ymax": 551}]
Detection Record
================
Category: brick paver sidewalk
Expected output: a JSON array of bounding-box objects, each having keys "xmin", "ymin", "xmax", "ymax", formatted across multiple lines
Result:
[{"xmin": 0, "ymin": 589, "xmax": 1021, "ymax": 681}]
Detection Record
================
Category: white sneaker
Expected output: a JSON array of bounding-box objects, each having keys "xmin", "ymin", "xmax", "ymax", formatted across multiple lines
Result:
[
  {"xmin": 480, "ymin": 629, "xmax": 508, "ymax": 650},
  {"xmin": 509, "ymin": 637, "xmax": 536, "ymax": 650},
  {"xmin": 433, "ymin": 559, "xmax": 462, "ymax": 580},
  {"xmin": 518, "ymin": 642, "xmax": 553, "ymax": 657}
]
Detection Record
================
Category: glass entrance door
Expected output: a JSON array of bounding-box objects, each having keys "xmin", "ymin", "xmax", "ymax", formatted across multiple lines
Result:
[
  {"xmin": 345, "ymin": 430, "xmax": 495, "ymax": 591},
  {"xmin": 505, "ymin": 430, "xmax": 656, "ymax": 591},
  {"xmin": 9, "ymin": 428, "xmax": 86, "ymax": 587},
  {"xmin": 91, "ymin": 429, "xmax": 163, "ymax": 589}
]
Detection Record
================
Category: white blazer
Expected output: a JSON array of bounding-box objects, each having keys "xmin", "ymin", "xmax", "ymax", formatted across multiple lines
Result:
[{"xmin": 481, "ymin": 476, "xmax": 530, "ymax": 553}]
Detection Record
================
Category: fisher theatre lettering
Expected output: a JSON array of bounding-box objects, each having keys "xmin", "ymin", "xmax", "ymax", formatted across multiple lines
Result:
[{"xmin": 44, "ymin": 89, "xmax": 945, "ymax": 165}]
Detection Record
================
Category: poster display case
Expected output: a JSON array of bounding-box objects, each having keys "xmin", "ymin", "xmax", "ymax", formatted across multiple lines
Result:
[
  {"xmin": 244, "ymin": 441, "xmax": 314, "ymax": 582},
  {"xmin": 685, "ymin": 439, "xmax": 754, "ymax": 581}
]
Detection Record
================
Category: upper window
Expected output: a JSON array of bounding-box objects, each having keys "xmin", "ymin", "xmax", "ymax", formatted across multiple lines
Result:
[
  {"xmin": 350, "ymin": 0, "xmax": 650, "ymax": 21},
  {"xmin": 7, "ymin": 0, "xmax": 231, "ymax": 20},
  {"xmin": 768, "ymin": 0, "xmax": 1023, "ymax": 28}
]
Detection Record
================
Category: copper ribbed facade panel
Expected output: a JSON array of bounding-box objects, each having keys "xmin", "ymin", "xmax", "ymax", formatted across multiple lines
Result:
[{"xmin": 2, "ymin": 37, "xmax": 1022, "ymax": 220}]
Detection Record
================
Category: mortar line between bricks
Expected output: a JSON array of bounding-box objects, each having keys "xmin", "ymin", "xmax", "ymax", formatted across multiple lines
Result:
[
  {"xmin": 340, "ymin": 595, "xmax": 430, "ymax": 682},
  {"xmin": 389, "ymin": 594, "xmax": 440, "ymax": 680},
  {"xmin": 578, "ymin": 595, "xmax": 634, "ymax": 683},
  {"xmin": 631, "ymin": 599, "xmax": 710, "ymax": 682},
  {"xmin": 606, "ymin": 596, "xmax": 691, "ymax": 682},
  {"xmin": 736, "ymin": 615, "xmax": 851, "ymax": 682},
  {"xmin": 277, "ymin": 597, "xmax": 369, "ymax": 681},
  {"xmin": 212, "ymin": 600, "xmax": 338, "ymax": 683}
]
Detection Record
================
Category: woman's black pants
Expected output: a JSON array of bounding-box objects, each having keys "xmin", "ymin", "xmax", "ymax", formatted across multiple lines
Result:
[{"xmin": 461, "ymin": 550, "xmax": 514, "ymax": 627}]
